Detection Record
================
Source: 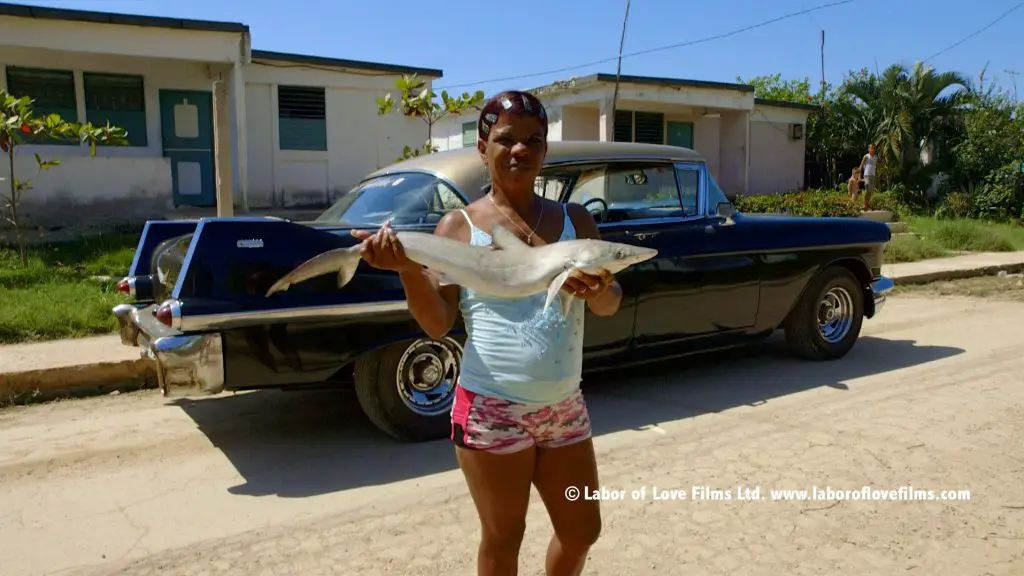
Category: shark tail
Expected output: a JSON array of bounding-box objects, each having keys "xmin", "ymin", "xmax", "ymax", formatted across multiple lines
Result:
[{"xmin": 265, "ymin": 246, "xmax": 362, "ymax": 297}]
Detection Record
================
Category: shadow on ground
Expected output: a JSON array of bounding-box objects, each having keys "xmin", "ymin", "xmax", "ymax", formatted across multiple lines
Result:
[{"xmin": 172, "ymin": 334, "xmax": 963, "ymax": 499}]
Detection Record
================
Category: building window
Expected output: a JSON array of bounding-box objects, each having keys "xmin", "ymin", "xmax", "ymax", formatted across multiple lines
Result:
[
  {"xmin": 612, "ymin": 110, "xmax": 665, "ymax": 145},
  {"xmin": 277, "ymin": 85, "xmax": 327, "ymax": 151},
  {"xmin": 5, "ymin": 66, "xmax": 78, "ymax": 145},
  {"xmin": 83, "ymin": 73, "xmax": 147, "ymax": 147},
  {"xmin": 461, "ymin": 121, "xmax": 477, "ymax": 148}
]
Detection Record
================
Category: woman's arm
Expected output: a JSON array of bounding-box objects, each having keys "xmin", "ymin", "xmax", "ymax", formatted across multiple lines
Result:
[
  {"xmin": 562, "ymin": 202, "xmax": 623, "ymax": 317},
  {"xmin": 351, "ymin": 213, "xmax": 465, "ymax": 340}
]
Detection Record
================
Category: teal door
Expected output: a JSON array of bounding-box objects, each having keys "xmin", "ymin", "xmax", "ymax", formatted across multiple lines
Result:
[
  {"xmin": 667, "ymin": 121, "xmax": 694, "ymax": 150},
  {"xmin": 159, "ymin": 90, "xmax": 215, "ymax": 207}
]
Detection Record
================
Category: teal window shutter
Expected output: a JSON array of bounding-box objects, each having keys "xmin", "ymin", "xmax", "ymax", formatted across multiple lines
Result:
[
  {"xmin": 278, "ymin": 85, "xmax": 327, "ymax": 151},
  {"xmin": 5, "ymin": 66, "xmax": 79, "ymax": 146},
  {"xmin": 461, "ymin": 121, "xmax": 477, "ymax": 147},
  {"xmin": 83, "ymin": 72, "xmax": 147, "ymax": 147}
]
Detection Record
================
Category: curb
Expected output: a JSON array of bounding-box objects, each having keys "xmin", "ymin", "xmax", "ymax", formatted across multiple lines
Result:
[
  {"xmin": 0, "ymin": 357, "xmax": 157, "ymax": 406},
  {"xmin": 888, "ymin": 262, "xmax": 1024, "ymax": 286}
]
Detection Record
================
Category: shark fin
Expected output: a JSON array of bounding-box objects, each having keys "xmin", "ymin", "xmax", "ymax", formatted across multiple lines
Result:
[
  {"xmin": 559, "ymin": 290, "xmax": 575, "ymax": 318},
  {"xmin": 544, "ymin": 268, "xmax": 575, "ymax": 313},
  {"xmin": 424, "ymin": 267, "xmax": 457, "ymax": 287},
  {"xmin": 335, "ymin": 247, "xmax": 362, "ymax": 289},
  {"xmin": 490, "ymin": 224, "xmax": 531, "ymax": 251}
]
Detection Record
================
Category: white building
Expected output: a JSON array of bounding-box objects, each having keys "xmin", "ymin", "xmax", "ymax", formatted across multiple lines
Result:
[
  {"xmin": 432, "ymin": 73, "xmax": 817, "ymax": 198},
  {"xmin": 0, "ymin": 3, "xmax": 441, "ymax": 229}
]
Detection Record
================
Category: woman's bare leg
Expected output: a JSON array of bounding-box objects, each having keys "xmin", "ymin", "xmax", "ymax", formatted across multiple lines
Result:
[
  {"xmin": 456, "ymin": 445, "xmax": 537, "ymax": 576},
  {"xmin": 532, "ymin": 438, "xmax": 602, "ymax": 576}
]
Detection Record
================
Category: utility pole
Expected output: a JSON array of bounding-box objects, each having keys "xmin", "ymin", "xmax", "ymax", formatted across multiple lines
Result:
[
  {"xmin": 611, "ymin": 0, "xmax": 632, "ymax": 121},
  {"xmin": 820, "ymin": 30, "xmax": 826, "ymax": 94}
]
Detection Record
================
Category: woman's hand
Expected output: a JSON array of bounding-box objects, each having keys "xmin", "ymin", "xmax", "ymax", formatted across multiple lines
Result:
[
  {"xmin": 562, "ymin": 269, "xmax": 615, "ymax": 300},
  {"xmin": 350, "ymin": 221, "xmax": 421, "ymax": 274}
]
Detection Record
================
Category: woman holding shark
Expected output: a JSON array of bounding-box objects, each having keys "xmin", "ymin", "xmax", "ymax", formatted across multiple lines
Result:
[{"xmin": 352, "ymin": 90, "xmax": 619, "ymax": 576}]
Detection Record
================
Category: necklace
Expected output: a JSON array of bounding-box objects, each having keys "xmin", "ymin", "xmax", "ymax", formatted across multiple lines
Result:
[{"xmin": 488, "ymin": 191, "xmax": 544, "ymax": 244}]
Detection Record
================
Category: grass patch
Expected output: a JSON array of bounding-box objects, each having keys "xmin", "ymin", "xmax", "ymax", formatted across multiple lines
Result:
[
  {"xmin": 906, "ymin": 217, "xmax": 1024, "ymax": 252},
  {"xmin": 0, "ymin": 232, "xmax": 138, "ymax": 344},
  {"xmin": 883, "ymin": 234, "xmax": 948, "ymax": 263}
]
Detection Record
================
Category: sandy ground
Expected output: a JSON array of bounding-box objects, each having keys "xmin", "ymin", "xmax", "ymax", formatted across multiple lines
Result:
[{"xmin": 1, "ymin": 294, "xmax": 1022, "ymax": 576}]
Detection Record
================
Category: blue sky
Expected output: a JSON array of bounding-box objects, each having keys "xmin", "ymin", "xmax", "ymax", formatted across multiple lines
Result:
[{"xmin": 13, "ymin": 0, "xmax": 1024, "ymax": 98}]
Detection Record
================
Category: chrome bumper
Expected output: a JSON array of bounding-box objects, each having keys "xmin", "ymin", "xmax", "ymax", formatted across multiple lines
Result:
[
  {"xmin": 112, "ymin": 303, "xmax": 225, "ymax": 397},
  {"xmin": 870, "ymin": 276, "xmax": 894, "ymax": 315}
]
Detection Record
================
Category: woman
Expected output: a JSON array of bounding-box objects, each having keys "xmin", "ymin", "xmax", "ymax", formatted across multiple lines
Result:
[{"xmin": 352, "ymin": 90, "xmax": 621, "ymax": 576}]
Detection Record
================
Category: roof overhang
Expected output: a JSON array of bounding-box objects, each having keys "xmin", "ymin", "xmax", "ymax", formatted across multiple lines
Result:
[
  {"xmin": 250, "ymin": 50, "xmax": 442, "ymax": 79},
  {"xmin": 0, "ymin": 2, "xmax": 249, "ymax": 62}
]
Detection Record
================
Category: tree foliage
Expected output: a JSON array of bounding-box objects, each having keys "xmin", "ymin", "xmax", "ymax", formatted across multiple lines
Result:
[
  {"xmin": 744, "ymin": 61, "xmax": 1023, "ymax": 218},
  {"xmin": 376, "ymin": 74, "xmax": 484, "ymax": 162},
  {"xmin": 1, "ymin": 90, "xmax": 128, "ymax": 265}
]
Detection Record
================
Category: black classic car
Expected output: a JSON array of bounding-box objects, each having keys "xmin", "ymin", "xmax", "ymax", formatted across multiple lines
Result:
[{"xmin": 112, "ymin": 141, "xmax": 894, "ymax": 442}]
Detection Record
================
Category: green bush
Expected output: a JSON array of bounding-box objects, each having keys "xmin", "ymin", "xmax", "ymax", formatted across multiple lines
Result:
[
  {"xmin": 933, "ymin": 190, "xmax": 973, "ymax": 220},
  {"xmin": 734, "ymin": 189, "xmax": 861, "ymax": 217},
  {"xmin": 970, "ymin": 163, "xmax": 1024, "ymax": 221}
]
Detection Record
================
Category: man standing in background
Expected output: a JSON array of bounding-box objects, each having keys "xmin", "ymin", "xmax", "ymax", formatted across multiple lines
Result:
[{"xmin": 858, "ymin": 143, "xmax": 878, "ymax": 211}]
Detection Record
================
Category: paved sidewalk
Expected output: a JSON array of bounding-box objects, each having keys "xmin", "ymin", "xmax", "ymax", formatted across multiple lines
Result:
[
  {"xmin": 883, "ymin": 250, "xmax": 1024, "ymax": 284},
  {"xmin": 0, "ymin": 335, "xmax": 153, "ymax": 401}
]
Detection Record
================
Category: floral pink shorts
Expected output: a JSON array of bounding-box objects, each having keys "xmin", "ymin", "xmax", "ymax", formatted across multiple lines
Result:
[{"xmin": 450, "ymin": 384, "xmax": 592, "ymax": 454}]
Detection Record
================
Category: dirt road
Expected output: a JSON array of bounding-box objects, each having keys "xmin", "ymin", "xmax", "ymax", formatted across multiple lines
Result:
[{"xmin": 1, "ymin": 295, "xmax": 1022, "ymax": 576}]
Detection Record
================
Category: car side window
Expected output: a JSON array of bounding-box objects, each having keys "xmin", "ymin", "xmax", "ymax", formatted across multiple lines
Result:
[
  {"xmin": 675, "ymin": 167, "xmax": 700, "ymax": 216},
  {"xmin": 567, "ymin": 163, "xmax": 687, "ymax": 223},
  {"xmin": 705, "ymin": 171, "xmax": 731, "ymax": 215}
]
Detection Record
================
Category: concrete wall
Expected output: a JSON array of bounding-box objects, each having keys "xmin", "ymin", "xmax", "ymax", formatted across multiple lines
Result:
[
  {"xmin": 748, "ymin": 105, "xmax": 808, "ymax": 195},
  {"xmin": 242, "ymin": 62, "xmax": 431, "ymax": 208},
  {"xmin": 428, "ymin": 85, "xmax": 811, "ymax": 198},
  {"xmin": 0, "ymin": 47, "xmax": 215, "ymax": 227},
  {"xmin": 0, "ymin": 45, "xmax": 435, "ymax": 226},
  {"xmin": 561, "ymin": 105, "xmax": 599, "ymax": 140},
  {"xmin": 718, "ymin": 111, "xmax": 749, "ymax": 197}
]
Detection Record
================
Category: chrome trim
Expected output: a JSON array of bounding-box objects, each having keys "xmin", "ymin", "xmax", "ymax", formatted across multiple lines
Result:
[
  {"xmin": 178, "ymin": 300, "xmax": 409, "ymax": 332},
  {"xmin": 871, "ymin": 276, "xmax": 894, "ymax": 315},
  {"xmin": 112, "ymin": 303, "xmax": 140, "ymax": 346},
  {"xmin": 144, "ymin": 332, "xmax": 225, "ymax": 397},
  {"xmin": 126, "ymin": 276, "xmax": 137, "ymax": 298},
  {"xmin": 112, "ymin": 302, "xmax": 225, "ymax": 397}
]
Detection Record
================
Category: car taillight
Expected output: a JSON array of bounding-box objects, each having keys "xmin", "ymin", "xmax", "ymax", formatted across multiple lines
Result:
[
  {"xmin": 116, "ymin": 277, "xmax": 133, "ymax": 296},
  {"xmin": 155, "ymin": 305, "xmax": 172, "ymax": 327},
  {"xmin": 154, "ymin": 300, "xmax": 181, "ymax": 329}
]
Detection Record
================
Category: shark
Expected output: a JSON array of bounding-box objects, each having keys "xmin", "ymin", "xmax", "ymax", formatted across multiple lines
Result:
[{"xmin": 264, "ymin": 224, "xmax": 658, "ymax": 317}]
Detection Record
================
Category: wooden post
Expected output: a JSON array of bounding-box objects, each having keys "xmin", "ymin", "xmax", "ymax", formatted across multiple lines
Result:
[{"xmin": 212, "ymin": 79, "xmax": 234, "ymax": 217}]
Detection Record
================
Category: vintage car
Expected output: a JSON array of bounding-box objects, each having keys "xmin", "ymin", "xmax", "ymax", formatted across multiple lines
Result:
[{"xmin": 112, "ymin": 141, "xmax": 894, "ymax": 442}]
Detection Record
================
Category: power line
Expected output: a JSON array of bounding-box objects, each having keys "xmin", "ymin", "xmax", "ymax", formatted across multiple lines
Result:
[
  {"xmin": 923, "ymin": 1, "xmax": 1024, "ymax": 63},
  {"xmin": 435, "ymin": 0, "xmax": 858, "ymax": 91}
]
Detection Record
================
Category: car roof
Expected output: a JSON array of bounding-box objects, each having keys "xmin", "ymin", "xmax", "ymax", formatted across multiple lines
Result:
[{"xmin": 362, "ymin": 141, "xmax": 705, "ymax": 201}]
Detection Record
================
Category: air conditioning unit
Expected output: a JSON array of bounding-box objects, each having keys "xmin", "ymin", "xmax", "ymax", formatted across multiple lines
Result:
[{"xmin": 790, "ymin": 123, "xmax": 804, "ymax": 140}]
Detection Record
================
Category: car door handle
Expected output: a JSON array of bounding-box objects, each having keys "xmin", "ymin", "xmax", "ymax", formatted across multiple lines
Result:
[{"xmin": 633, "ymin": 232, "xmax": 659, "ymax": 241}]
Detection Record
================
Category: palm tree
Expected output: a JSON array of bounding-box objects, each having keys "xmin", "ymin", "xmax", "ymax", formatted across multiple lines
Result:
[{"xmin": 844, "ymin": 62, "xmax": 970, "ymax": 187}]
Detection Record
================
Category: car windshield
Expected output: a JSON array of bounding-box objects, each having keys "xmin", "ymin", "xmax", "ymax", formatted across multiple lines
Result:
[{"xmin": 315, "ymin": 172, "xmax": 466, "ymax": 227}]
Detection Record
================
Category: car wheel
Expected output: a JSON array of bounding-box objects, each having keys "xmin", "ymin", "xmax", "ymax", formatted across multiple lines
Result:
[
  {"xmin": 783, "ymin": 266, "xmax": 865, "ymax": 361},
  {"xmin": 354, "ymin": 336, "xmax": 464, "ymax": 442}
]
